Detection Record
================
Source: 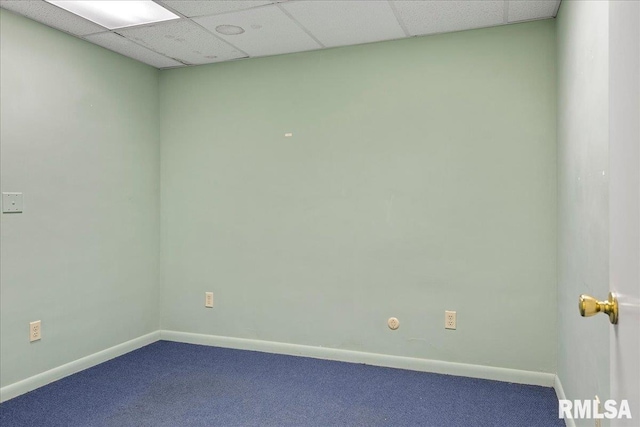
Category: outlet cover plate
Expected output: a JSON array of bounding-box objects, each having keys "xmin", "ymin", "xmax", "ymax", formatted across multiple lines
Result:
[
  {"xmin": 30, "ymin": 320, "xmax": 41, "ymax": 342},
  {"xmin": 445, "ymin": 311, "xmax": 456, "ymax": 330}
]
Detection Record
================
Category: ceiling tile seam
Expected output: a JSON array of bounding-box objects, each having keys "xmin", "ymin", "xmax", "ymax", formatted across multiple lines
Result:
[
  {"xmin": 83, "ymin": 30, "xmax": 112, "ymax": 37},
  {"xmin": 132, "ymin": 3, "xmax": 214, "ymax": 64},
  {"xmin": 276, "ymin": 3, "xmax": 325, "ymax": 49},
  {"xmin": 108, "ymin": 30, "xmax": 191, "ymax": 66},
  {"xmin": 151, "ymin": 0, "xmax": 185, "ymax": 18},
  {"xmin": 387, "ymin": 1, "xmax": 411, "ymax": 38},
  {"xmin": 162, "ymin": 0, "xmax": 280, "ymax": 19},
  {"xmin": 87, "ymin": 31, "xmax": 188, "ymax": 67},
  {"xmin": 81, "ymin": 15, "xmax": 193, "ymax": 37},
  {"xmin": 186, "ymin": 19, "xmax": 251, "ymax": 59},
  {"xmin": 150, "ymin": 1, "xmax": 252, "ymax": 61},
  {"xmin": 158, "ymin": 52, "xmax": 254, "ymax": 70},
  {"xmin": 89, "ymin": 17, "xmax": 185, "ymax": 33},
  {"xmin": 503, "ymin": 0, "xmax": 509, "ymax": 24}
]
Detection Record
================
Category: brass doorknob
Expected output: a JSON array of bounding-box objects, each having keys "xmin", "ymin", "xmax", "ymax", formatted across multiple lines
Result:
[{"xmin": 579, "ymin": 292, "xmax": 618, "ymax": 324}]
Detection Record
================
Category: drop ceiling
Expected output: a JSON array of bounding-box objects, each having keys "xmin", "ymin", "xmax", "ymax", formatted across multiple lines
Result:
[{"xmin": 0, "ymin": 0, "xmax": 561, "ymax": 69}]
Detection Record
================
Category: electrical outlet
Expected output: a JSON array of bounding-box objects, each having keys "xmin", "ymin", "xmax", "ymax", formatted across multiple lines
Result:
[
  {"xmin": 445, "ymin": 311, "xmax": 456, "ymax": 330},
  {"xmin": 205, "ymin": 292, "xmax": 214, "ymax": 308},
  {"xmin": 30, "ymin": 320, "xmax": 41, "ymax": 342}
]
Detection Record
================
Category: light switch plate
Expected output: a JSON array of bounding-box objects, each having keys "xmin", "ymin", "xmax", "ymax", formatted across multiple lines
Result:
[{"xmin": 2, "ymin": 192, "xmax": 23, "ymax": 213}]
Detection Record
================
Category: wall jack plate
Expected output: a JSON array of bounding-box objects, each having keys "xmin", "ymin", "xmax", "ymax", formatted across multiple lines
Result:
[
  {"xmin": 2, "ymin": 192, "xmax": 23, "ymax": 213},
  {"xmin": 205, "ymin": 292, "xmax": 214, "ymax": 308}
]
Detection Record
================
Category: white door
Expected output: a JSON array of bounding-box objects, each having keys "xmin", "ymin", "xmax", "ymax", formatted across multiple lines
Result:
[{"xmin": 609, "ymin": 1, "xmax": 640, "ymax": 426}]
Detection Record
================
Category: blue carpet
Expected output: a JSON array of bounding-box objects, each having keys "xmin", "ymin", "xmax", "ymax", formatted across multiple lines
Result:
[{"xmin": 0, "ymin": 341, "xmax": 563, "ymax": 426}]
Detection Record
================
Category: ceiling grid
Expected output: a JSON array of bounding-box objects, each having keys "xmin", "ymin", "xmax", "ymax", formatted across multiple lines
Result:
[{"xmin": 0, "ymin": 0, "xmax": 562, "ymax": 69}]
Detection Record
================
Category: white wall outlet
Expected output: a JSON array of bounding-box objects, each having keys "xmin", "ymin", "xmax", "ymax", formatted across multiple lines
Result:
[
  {"xmin": 387, "ymin": 317, "xmax": 400, "ymax": 330},
  {"xmin": 2, "ymin": 192, "xmax": 23, "ymax": 213},
  {"xmin": 445, "ymin": 311, "xmax": 456, "ymax": 330},
  {"xmin": 30, "ymin": 320, "xmax": 41, "ymax": 342},
  {"xmin": 205, "ymin": 292, "xmax": 214, "ymax": 308}
]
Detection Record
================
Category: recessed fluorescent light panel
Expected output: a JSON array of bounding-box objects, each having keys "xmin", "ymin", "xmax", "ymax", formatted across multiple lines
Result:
[{"xmin": 45, "ymin": 1, "xmax": 179, "ymax": 30}]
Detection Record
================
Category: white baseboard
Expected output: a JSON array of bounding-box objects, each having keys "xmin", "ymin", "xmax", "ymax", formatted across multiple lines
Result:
[
  {"xmin": 1, "ymin": 330, "xmax": 557, "ymax": 404},
  {"xmin": 0, "ymin": 331, "xmax": 161, "ymax": 403},
  {"xmin": 160, "ymin": 330, "xmax": 556, "ymax": 387},
  {"xmin": 554, "ymin": 375, "xmax": 575, "ymax": 427}
]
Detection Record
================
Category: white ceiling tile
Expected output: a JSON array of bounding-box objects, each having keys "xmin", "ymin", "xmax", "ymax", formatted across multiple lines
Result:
[
  {"xmin": 116, "ymin": 19, "xmax": 247, "ymax": 65},
  {"xmin": 508, "ymin": 0, "xmax": 560, "ymax": 23},
  {"xmin": 194, "ymin": 5, "xmax": 321, "ymax": 57},
  {"xmin": 0, "ymin": 0, "xmax": 105, "ymax": 36},
  {"xmin": 85, "ymin": 32, "xmax": 183, "ymax": 68},
  {"xmin": 281, "ymin": 1, "xmax": 405, "ymax": 48},
  {"xmin": 393, "ymin": 0, "xmax": 505, "ymax": 37},
  {"xmin": 3, "ymin": 0, "xmax": 559, "ymax": 70},
  {"xmin": 158, "ymin": 0, "xmax": 274, "ymax": 18}
]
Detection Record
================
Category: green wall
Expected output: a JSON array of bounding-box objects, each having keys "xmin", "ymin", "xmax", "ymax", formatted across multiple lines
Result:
[
  {"xmin": 556, "ymin": 0, "xmax": 611, "ymax": 421},
  {"xmin": 159, "ymin": 20, "xmax": 557, "ymax": 373},
  {"xmin": 0, "ymin": 9, "xmax": 559, "ymax": 390},
  {"xmin": 0, "ymin": 10, "xmax": 160, "ymax": 387}
]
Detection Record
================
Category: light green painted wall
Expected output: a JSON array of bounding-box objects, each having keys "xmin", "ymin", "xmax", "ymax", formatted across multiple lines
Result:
[
  {"xmin": 556, "ymin": 0, "xmax": 610, "ymax": 420},
  {"xmin": 159, "ymin": 20, "xmax": 557, "ymax": 373},
  {"xmin": 0, "ymin": 10, "xmax": 160, "ymax": 387}
]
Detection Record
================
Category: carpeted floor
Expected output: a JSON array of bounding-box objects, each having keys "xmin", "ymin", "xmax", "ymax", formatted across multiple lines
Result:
[{"xmin": 0, "ymin": 341, "xmax": 563, "ymax": 426}]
